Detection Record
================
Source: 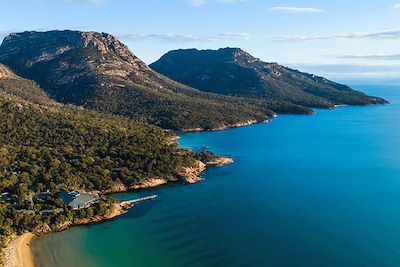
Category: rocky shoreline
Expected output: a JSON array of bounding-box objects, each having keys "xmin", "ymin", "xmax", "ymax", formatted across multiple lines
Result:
[
  {"xmin": 35, "ymin": 157, "xmax": 234, "ymax": 234},
  {"xmin": 182, "ymin": 119, "xmax": 271, "ymax": 132},
  {"xmin": 2, "ymin": 202, "xmax": 134, "ymax": 267},
  {"xmin": 92, "ymin": 157, "xmax": 234, "ymax": 194},
  {"xmin": 34, "ymin": 201, "xmax": 135, "ymax": 235},
  {"xmin": 2, "ymin": 156, "xmax": 233, "ymax": 267}
]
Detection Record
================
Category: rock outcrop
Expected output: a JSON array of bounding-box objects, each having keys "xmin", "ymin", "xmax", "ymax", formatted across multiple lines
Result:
[{"xmin": 0, "ymin": 31, "xmax": 274, "ymax": 130}]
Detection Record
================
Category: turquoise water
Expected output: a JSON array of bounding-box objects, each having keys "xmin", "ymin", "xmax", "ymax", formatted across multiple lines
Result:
[{"xmin": 32, "ymin": 84, "xmax": 400, "ymax": 267}]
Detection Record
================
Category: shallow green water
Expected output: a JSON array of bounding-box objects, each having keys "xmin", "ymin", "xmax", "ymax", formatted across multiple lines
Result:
[{"xmin": 31, "ymin": 84, "xmax": 400, "ymax": 267}]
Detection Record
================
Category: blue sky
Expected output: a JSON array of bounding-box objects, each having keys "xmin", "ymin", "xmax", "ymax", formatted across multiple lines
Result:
[{"xmin": 1, "ymin": 0, "xmax": 400, "ymax": 80}]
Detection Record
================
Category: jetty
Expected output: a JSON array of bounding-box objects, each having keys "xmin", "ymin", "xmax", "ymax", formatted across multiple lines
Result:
[{"xmin": 120, "ymin": 195, "xmax": 158, "ymax": 206}]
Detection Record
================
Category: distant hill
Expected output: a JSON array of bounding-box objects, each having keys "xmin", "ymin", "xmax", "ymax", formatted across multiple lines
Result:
[
  {"xmin": 150, "ymin": 48, "xmax": 387, "ymax": 108},
  {"xmin": 0, "ymin": 31, "xmax": 286, "ymax": 131}
]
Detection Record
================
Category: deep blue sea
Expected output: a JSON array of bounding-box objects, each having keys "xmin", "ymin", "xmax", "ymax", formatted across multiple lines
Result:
[{"xmin": 31, "ymin": 84, "xmax": 400, "ymax": 267}]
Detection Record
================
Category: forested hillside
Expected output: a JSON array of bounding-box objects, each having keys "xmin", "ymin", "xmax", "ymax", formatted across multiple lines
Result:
[
  {"xmin": 0, "ymin": 64, "xmax": 55, "ymax": 106},
  {"xmin": 150, "ymin": 48, "xmax": 387, "ymax": 108},
  {"xmin": 0, "ymin": 69, "xmax": 206, "ymax": 254},
  {"xmin": 0, "ymin": 31, "xmax": 290, "ymax": 131}
]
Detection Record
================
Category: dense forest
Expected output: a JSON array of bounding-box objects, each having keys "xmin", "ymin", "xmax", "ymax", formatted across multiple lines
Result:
[
  {"xmin": 0, "ymin": 64, "xmax": 55, "ymax": 106},
  {"xmin": 0, "ymin": 78, "xmax": 205, "ymax": 258},
  {"xmin": 0, "ymin": 94, "xmax": 197, "ymax": 193}
]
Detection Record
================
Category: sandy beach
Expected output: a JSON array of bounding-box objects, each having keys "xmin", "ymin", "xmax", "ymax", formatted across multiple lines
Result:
[{"xmin": 3, "ymin": 233, "xmax": 35, "ymax": 267}]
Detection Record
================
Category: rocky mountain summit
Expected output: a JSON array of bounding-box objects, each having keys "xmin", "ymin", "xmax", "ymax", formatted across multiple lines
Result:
[
  {"xmin": 150, "ymin": 48, "xmax": 387, "ymax": 108},
  {"xmin": 0, "ymin": 31, "xmax": 276, "ymax": 130},
  {"xmin": 0, "ymin": 30, "xmax": 158, "ymax": 103}
]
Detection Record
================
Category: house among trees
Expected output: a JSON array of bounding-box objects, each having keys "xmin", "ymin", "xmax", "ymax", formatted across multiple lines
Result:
[
  {"xmin": 58, "ymin": 190, "xmax": 100, "ymax": 209},
  {"xmin": 0, "ymin": 192, "xmax": 18, "ymax": 203},
  {"xmin": 35, "ymin": 190, "xmax": 52, "ymax": 203}
]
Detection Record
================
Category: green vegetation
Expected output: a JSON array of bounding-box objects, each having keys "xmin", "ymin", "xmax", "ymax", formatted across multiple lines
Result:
[
  {"xmin": 0, "ymin": 33, "xmax": 388, "ymax": 263},
  {"xmin": 150, "ymin": 48, "xmax": 388, "ymax": 109},
  {"xmin": 0, "ymin": 196, "xmax": 113, "ymax": 250},
  {"xmin": 0, "ymin": 86, "xmax": 199, "ymax": 254},
  {"xmin": 0, "ymin": 31, "xmax": 284, "ymax": 131},
  {"xmin": 0, "ymin": 94, "xmax": 196, "ymax": 192},
  {"xmin": 90, "ymin": 76, "xmax": 301, "ymax": 130},
  {"xmin": 193, "ymin": 147, "xmax": 218, "ymax": 163},
  {"xmin": 0, "ymin": 64, "xmax": 55, "ymax": 106}
]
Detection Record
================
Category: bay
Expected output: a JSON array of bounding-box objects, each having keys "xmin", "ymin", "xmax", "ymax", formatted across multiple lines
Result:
[{"xmin": 31, "ymin": 84, "xmax": 400, "ymax": 267}]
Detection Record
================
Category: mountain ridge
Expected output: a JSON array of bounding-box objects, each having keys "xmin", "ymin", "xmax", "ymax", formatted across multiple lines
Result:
[
  {"xmin": 0, "ymin": 31, "xmax": 283, "ymax": 131},
  {"xmin": 150, "ymin": 47, "xmax": 387, "ymax": 108}
]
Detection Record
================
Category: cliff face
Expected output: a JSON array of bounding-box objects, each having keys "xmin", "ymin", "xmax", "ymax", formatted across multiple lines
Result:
[
  {"xmin": 0, "ymin": 31, "xmax": 155, "ymax": 103},
  {"xmin": 150, "ymin": 47, "xmax": 387, "ymax": 108},
  {"xmin": 0, "ymin": 31, "xmax": 147, "ymax": 69},
  {"xmin": 0, "ymin": 31, "xmax": 274, "ymax": 130}
]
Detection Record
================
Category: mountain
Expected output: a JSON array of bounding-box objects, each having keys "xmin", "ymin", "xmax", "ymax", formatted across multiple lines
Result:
[
  {"xmin": 0, "ymin": 63, "xmax": 55, "ymax": 106},
  {"xmin": 150, "ymin": 48, "xmax": 387, "ymax": 108},
  {"xmin": 0, "ymin": 31, "xmax": 285, "ymax": 131}
]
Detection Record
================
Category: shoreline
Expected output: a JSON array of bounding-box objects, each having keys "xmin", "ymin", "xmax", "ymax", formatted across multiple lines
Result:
[
  {"xmin": 3, "ymin": 233, "xmax": 35, "ymax": 267},
  {"xmin": 1, "ymin": 94, "xmax": 388, "ymax": 267},
  {"xmin": 92, "ymin": 157, "xmax": 234, "ymax": 195},
  {"xmin": 181, "ymin": 99, "xmax": 388, "ymax": 133},
  {"xmin": 2, "ymin": 101, "xmax": 379, "ymax": 266},
  {"xmin": 42, "ymin": 201, "xmax": 136, "ymax": 233},
  {"xmin": 182, "ymin": 118, "xmax": 271, "ymax": 132},
  {"xmin": 5, "ymin": 156, "xmax": 234, "ymax": 267},
  {"xmin": 3, "ymin": 202, "xmax": 135, "ymax": 267}
]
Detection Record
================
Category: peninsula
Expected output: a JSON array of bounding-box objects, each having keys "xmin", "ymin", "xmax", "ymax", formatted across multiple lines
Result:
[{"xmin": 0, "ymin": 30, "xmax": 386, "ymax": 266}]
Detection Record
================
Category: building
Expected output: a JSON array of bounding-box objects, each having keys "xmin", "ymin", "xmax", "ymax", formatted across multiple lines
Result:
[
  {"xmin": 39, "ymin": 208, "xmax": 63, "ymax": 215},
  {"xmin": 58, "ymin": 190, "xmax": 99, "ymax": 209},
  {"xmin": 0, "ymin": 192, "xmax": 17, "ymax": 203},
  {"xmin": 35, "ymin": 190, "xmax": 52, "ymax": 203}
]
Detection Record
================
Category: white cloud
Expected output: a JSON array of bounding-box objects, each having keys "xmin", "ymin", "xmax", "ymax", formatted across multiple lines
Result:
[
  {"xmin": 61, "ymin": 0, "xmax": 105, "ymax": 4},
  {"xmin": 187, "ymin": 0, "xmax": 248, "ymax": 7},
  {"xmin": 24, "ymin": 0, "xmax": 105, "ymax": 4},
  {"xmin": 216, "ymin": 32, "xmax": 252, "ymax": 40},
  {"xmin": 333, "ymin": 53, "xmax": 400, "ymax": 60},
  {"xmin": 269, "ymin": 29, "xmax": 400, "ymax": 42},
  {"xmin": 215, "ymin": 0, "xmax": 248, "ymax": 3},
  {"xmin": 268, "ymin": 7, "xmax": 322, "ymax": 14},
  {"xmin": 119, "ymin": 28, "xmax": 400, "ymax": 44},
  {"xmin": 393, "ymin": 3, "xmax": 400, "ymax": 9},
  {"xmin": 187, "ymin": 0, "xmax": 205, "ymax": 7},
  {"xmin": 118, "ymin": 32, "xmax": 253, "ymax": 43},
  {"xmin": 120, "ymin": 33, "xmax": 214, "ymax": 42},
  {"xmin": 288, "ymin": 63, "xmax": 400, "ymax": 80}
]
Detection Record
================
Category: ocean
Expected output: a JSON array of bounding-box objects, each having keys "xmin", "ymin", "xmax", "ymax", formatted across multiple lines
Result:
[{"xmin": 31, "ymin": 84, "xmax": 400, "ymax": 267}]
